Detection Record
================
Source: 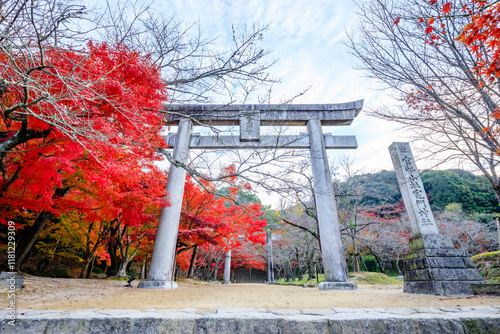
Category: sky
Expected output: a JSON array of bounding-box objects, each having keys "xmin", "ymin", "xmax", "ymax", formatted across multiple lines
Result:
[{"xmin": 152, "ymin": 0, "xmax": 412, "ymax": 175}]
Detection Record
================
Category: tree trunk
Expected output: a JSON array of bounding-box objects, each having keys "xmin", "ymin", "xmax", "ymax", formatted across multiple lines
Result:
[
  {"xmin": 365, "ymin": 245, "xmax": 384, "ymax": 273},
  {"xmin": 352, "ymin": 237, "xmax": 360, "ymax": 272},
  {"xmin": 497, "ymin": 217, "xmax": 500, "ymax": 251},
  {"xmin": 89, "ymin": 255, "xmax": 96, "ymax": 277},
  {"xmin": 106, "ymin": 225, "xmax": 120, "ymax": 276},
  {"xmin": 116, "ymin": 258, "xmax": 129, "ymax": 277},
  {"xmin": 116, "ymin": 226, "xmax": 141, "ymax": 277},
  {"xmin": 306, "ymin": 251, "xmax": 316, "ymax": 279},
  {"xmin": 15, "ymin": 211, "xmax": 53, "ymax": 272},
  {"xmin": 140, "ymin": 258, "xmax": 146, "ymax": 279},
  {"xmin": 187, "ymin": 245, "xmax": 198, "ymax": 278},
  {"xmin": 80, "ymin": 254, "xmax": 96, "ymax": 279}
]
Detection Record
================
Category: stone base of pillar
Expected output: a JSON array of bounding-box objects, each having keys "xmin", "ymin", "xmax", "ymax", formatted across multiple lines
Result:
[
  {"xmin": 403, "ymin": 235, "xmax": 485, "ymax": 295},
  {"xmin": 137, "ymin": 281, "xmax": 178, "ymax": 289},
  {"xmin": 318, "ymin": 281, "xmax": 357, "ymax": 290}
]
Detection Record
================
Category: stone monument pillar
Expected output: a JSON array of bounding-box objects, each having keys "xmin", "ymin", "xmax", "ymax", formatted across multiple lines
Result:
[
  {"xmin": 223, "ymin": 250, "xmax": 231, "ymax": 284},
  {"xmin": 308, "ymin": 119, "xmax": 357, "ymax": 290},
  {"xmin": 389, "ymin": 142, "xmax": 485, "ymax": 295},
  {"xmin": 138, "ymin": 118, "xmax": 193, "ymax": 289}
]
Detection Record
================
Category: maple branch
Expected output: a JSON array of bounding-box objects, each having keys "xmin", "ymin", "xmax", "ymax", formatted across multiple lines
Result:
[
  {"xmin": 0, "ymin": 79, "xmax": 8, "ymax": 98},
  {"xmin": 0, "ymin": 123, "xmax": 52, "ymax": 153},
  {"xmin": 0, "ymin": 165, "xmax": 22, "ymax": 188}
]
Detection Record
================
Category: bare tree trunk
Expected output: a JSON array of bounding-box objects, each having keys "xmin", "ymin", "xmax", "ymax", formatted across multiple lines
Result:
[
  {"xmin": 116, "ymin": 259, "xmax": 129, "ymax": 277},
  {"xmin": 15, "ymin": 211, "xmax": 53, "ymax": 272},
  {"xmin": 187, "ymin": 245, "xmax": 198, "ymax": 278},
  {"xmin": 106, "ymin": 224, "xmax": 120, "ymax": 276},
  {"xmin": 80, "ymin": 253, "xmax": 96, "ymax": 279},
  {"xmin": 117, "ymin": 232, "xmax": 141, "ymax": 277},
  {"xmin": 365, "ymin": 244, "xmax": 384, "ymax": 273},
  {"xmin": 79, "ymin": 221, "xmax": 111, "ymax": 278},
  {"xmin": 352, "ymin": 236, "xmax": 360, "ymax": 272},
  {"xmin": 140, "ymin": 258, "xmax": 146, "ymax": 279}
]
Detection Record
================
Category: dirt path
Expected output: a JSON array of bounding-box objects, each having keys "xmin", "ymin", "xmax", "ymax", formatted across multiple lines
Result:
[{"xmin": 2, "ymin": 277, "xmax": 499, "ymax": 310}]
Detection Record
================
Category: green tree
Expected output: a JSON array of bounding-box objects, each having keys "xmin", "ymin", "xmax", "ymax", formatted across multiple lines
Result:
[{"xmin": 421, "ymin": 170, "xmax": 499, "ymax": 212}]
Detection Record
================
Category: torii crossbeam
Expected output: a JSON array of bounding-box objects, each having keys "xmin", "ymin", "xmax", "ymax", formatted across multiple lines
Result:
[{"xmin": 138, "ymin": 101, "xmax": 363, "ymax": 290}]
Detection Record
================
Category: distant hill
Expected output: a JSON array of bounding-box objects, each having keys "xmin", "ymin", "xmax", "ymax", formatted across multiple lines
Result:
[
  {"xmin": 345, "ymin": 170, "xmax": 401, "ymax": 207},
  {"xmin": 421, "ymin": 169, "xmax": 499, "ymax": 213},
  {"xmin": 337, "ymin": 169, "xmax": 499, "ymax": 213}
]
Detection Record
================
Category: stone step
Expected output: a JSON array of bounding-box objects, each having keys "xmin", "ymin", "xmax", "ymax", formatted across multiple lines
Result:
[
  {"xmin": 404, "ymin": 280, "xmax": 487, "ymax": 295},
  {"xmin": 472, "ymin": 284, "xmax": 500, "ymax": 296},
  {"xmin": 2, "ymin": 307, "xmax": 500, "ymax": 334},
  {"xmin": 402, "ymin": 256, "xmax": 476, "ymax": 271},
  {"xmin": 408, "ymin": 235, "xmax": 456, "ymax": 252},
  {"xmin": 404, "ymin": 248, "xmax": 469, "ymax": 260},
  {"xmin": 404, "ymin": 268, "xmax": 485, "ymax": 282}
]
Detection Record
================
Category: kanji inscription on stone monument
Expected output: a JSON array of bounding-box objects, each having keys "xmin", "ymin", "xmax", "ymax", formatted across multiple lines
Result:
[
  {"xmin": 389, "ymin": 142, "xmax": 439, "ymax": 236},
  {"xmin": 240, "ymin": 111, "xmax": 260, "ymax": 142}
]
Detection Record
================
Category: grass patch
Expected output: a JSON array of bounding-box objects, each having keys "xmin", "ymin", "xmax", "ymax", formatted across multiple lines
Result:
[
  {"xmin": 349, "ymin": 272, "xmax": 403, "ymax": 285},
  {"xmin": 275, "ymin": 272, "xmax": 403, "ymax": 286},
  {"xmin": 471, "ymin": 250, "xmax": 500, "ymax": 283},
  {"xmin": 276, "ymin": 274, "xmax": 325, "ymax": 286},
  {"xmin": 471, "ymin": 250, "xmax": 500, "ymax": 262}
]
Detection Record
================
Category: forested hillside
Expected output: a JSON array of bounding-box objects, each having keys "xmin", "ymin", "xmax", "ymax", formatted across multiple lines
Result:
[{"xmin": 343, "ymin": 169, "xmax": 499, "ymax": 213}]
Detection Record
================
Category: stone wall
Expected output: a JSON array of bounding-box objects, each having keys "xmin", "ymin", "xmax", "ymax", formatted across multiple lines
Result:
[
  {"xmin": 233, "ymin": 268, "xmax": 267, "ymax": 283},
  {"xmin": 2, "ymin": 306, "xmax": 500, "ymax": 334}
]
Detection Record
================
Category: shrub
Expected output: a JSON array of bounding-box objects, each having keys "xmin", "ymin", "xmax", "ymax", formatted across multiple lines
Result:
[
  {"xmin": 52, "ymin": 265, "xmax": 72, "ymax": 278},
  {"xmin": 362, "ymin": 255, "xmax": 379, "ymax": 272}
]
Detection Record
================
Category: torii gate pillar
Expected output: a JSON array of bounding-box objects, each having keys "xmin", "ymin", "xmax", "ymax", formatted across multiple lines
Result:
[
  {"xmin": 223, "ymin": 250, "xmax": 232, "ymax": 284},
  {"xmin": 308, "ymin": 120, "xmax": 356, "ymax": 290},
  {"xmin": 138, "ymin": 118, "xmax": 193, "ymax": 289}
]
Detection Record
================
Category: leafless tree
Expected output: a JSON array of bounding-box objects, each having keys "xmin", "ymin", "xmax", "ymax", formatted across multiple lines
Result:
[
  {"xmin": 436, "ymin": 204, "xmax": 498, "ymax": 254},
  {"xmin": 271, "ymin": 217, "xmax": 322, "ymax": 281},
  {"xmin": 347, "ymin": 0, "xmax": 500, "ymax": 201},
  {"xmin": 95, "ymin": 0, "xmax": 278, "ymax": 104},
  {"xmin": 92, "ymin": 1, "xmax": 313, "ymax": 206},
  {"xmin": 0, "ymin": 0, "xmax": 296, "ymax": 208},
  {"xmin": 334, "ymin": 156, "xmax": 399, "ymax": 272},
  {"xmin": 360, "ymin": 214, "xmax": 411, "ymax": 274}
]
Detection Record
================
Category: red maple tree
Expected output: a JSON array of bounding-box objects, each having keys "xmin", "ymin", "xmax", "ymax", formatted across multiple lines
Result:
[
  {"xmin": 0, "ymin": 42, "xmax": 169, "ymax": 273},
  {"xmin": 175, "ymin": 175, "xmax": 266, "ymax": 278}
]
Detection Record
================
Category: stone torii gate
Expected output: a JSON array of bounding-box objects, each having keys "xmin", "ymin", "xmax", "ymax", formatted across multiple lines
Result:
[{"xmin": 138, "ymin": 101, "xmax": 363, "ymax": 290}]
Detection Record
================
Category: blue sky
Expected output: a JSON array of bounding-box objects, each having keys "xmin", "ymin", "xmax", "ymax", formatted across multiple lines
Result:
[{"xmin": 153, "ymin": 0, "xmax": 412, "ymax": 174}]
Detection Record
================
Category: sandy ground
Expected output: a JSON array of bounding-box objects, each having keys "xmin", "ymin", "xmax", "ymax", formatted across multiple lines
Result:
[{"xmin": 1, "ymin": 276, "xmax": 499, "ymax": 311}]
